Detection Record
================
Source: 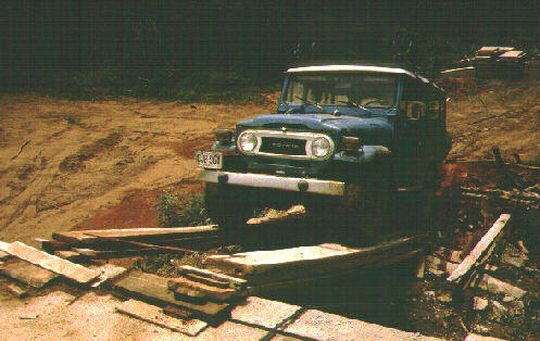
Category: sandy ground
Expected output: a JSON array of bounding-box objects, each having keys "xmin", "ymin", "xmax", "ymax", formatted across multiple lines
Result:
[{"xmin": 0, "ymin": 94, "xmax": 276, "ymax": 244}]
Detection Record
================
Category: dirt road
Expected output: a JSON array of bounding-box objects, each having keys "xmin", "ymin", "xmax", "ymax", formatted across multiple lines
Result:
[
  {"xmin": 1, "ymin": 79, "xmax": 539, "ymax": 245},
  {"xmin": 0, "ymin": 94, "xmax": 276, "ymax": 244}
]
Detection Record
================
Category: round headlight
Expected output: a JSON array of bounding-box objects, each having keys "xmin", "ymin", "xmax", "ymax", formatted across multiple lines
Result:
[
  {"xmin": 311, "ymin": 137, "xmax": 332, "ymax": 159},
  {"xmin": 238, "ymin": 132, "xmax": 258, "ymax": 152}
]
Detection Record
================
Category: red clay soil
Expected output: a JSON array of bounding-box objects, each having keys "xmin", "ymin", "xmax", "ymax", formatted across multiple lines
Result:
[{"xmin": 75, "ymin": 181, "xmax": 203, "ymax": 230}]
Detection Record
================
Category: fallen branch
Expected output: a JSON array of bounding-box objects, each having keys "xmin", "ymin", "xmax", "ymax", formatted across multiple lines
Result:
[{"xmin": 11, "ymin": 139, "xmax": 30, "ymax": 160}]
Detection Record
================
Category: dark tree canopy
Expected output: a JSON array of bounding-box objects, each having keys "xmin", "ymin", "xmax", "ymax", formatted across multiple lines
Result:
[{"xmin": 1, "ymin": 0, "xmax": 538, "ymax": 91}]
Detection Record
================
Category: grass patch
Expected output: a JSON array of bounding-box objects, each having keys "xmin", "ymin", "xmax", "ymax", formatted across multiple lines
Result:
[{"xmin": 158, "ymin": 190, "xmax": 212, "ymax": 228}]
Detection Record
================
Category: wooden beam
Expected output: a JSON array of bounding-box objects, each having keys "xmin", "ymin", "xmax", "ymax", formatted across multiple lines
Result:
[
  {"xmin": 448, "ymin": 214, "xmax": 511, "ymax": 284},
  {"xmin": 53, "ymin": 225, "xmax": 219, "ymax": 244},
  {"xmin": 0, "ymin": 241, "xmax": 100, "ymax": 284},
  {"xmin": 0, "ymin": 258, "xmax": 59, "ymax": 288},
  {"xmin": 116, "ymin": 299, "xmax": 208, "ymax": 336}
]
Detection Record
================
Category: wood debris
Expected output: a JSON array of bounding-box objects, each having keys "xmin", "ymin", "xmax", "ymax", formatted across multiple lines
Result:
[
  {"xmin": 448, "ymin": 214, "xmax": 511, "ymax": 286},
  {"xmin": 246, "ymin": 205, "xmax": 307, "ymax": 225},
  {"xmin": 52, "ymin": 225, "xmax": 219, "ymax": 245}
]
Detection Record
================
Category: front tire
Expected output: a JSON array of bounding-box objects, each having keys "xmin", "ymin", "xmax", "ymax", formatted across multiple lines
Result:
[{"xmin": 204, "ymin": 183, "xmax": 254, "ymax": 239}]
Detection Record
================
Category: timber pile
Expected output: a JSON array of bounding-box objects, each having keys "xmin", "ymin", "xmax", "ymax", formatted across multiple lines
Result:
[
  {"xmin": 42, "ymin": 225, "xmax": 220, "ymax": 260},
  {"xmin": 204, "ymin": 235, "xmax": 425, "ymax": 293},
  {"xmin": 461, "ymin": 186, "xmax": 540, "ymax": 209}
]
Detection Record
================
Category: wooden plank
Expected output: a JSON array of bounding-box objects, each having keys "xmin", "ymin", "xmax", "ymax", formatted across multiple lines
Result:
[
  {"xmin": 113, "ymin": 269, "xmax": 230, "ymax": 318},
  {"xmin": 0, "ymin": 250, "xmax": 10, "ymax": 260},
  {"xmin": 247, "ymin": 248, "xmax": 423, "ymax": 294},
  {"xmin": 73, "ymin": 247, "xmax": 166, "ymax": 259},
  {"xmin": 0, "ymin": 258, "xmax": 59, "ymax": 288},
  {"xmin": 0, "ymin": 241, "xmax": 100, "ymax": 284},
  {"xmin": 90, "ymin": 263, "xmax": 129, "ymax": 288},
  {"xmin": 116, "ymin": 299, "xmax": 208, "ymax": 336},
  {"xmin": 178, "ymin": 265, "xmax": 247, "ymax": 289},
  {"xmin": 35, "ymin": 238, "xmax": 71, "ymax": 252},
  {"xmin": 168, "ymin": 277, "xmax": 242, "ymax": 301},
  {"xmin": 53, "ymin": 225, "xmax": 218, "ymax": 244},
  {"xmin": 205, "ymin": 236, "xmax": 422, "ymax": 281},
  {"xmin": 448, "ymin": 214, "xmax": 511, "ymax": 284}
]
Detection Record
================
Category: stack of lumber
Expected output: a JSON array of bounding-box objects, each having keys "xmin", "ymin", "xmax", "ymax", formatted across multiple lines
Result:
[
  {"xmin": 40, "ymin": 225, "xmax": 220, "ymax": 260},
  {"xmin": 112, "ymin": 265, "xmax": 247, "ymax": 324},
  {"xmin": 204, "ymin": 235, "xmax": 425, "ymax": 293}
]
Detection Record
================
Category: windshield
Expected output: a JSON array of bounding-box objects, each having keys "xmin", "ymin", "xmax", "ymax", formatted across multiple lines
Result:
[{"xmin": 284, "ymin": 72, "xmax": 398, "ymax": 110}]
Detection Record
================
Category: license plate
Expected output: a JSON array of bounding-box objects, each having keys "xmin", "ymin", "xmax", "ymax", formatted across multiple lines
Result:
[{"xmin": 195, "ymin": 151, "xmax": 222, "ymax": 169}]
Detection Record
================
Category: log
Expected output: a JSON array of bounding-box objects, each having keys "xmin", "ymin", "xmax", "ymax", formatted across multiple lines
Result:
[
  {"xmin": 0, "ymin": 258, "xmax": 59, "ymax": 288},
  {"xmin": 116, "ymin": 299, "xmax": 208, "ymax": 336},
  {"xmin": 246, "ymin": 205, "xmax": 307, "ymax": 225},
  {"xmin": 113, "ymin": 269, "xmax": 230, "ymax": 318},
  {"xmin": 53, "ymin": 225, "xmax": 219, "ymax": 244},
  {"xmin": 448, "ymin": 214, "xmax": 511, "ymax": 285},
  {"xmin": 0, "ymin": 241, "xmax": 100, "ymax": 284}
]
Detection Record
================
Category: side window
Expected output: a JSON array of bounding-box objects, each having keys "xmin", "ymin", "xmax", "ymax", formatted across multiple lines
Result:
[
  {"xmin": 426, "ymin": 100, "xmax": 441, "ymax": 120},
  {"xmin": 401, "ymin": 78, "xmax": 426, "ymax": 120}
]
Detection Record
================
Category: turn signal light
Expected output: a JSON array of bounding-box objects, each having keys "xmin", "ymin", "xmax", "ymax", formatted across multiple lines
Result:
[
  {"xmin": 341, "ymin": 136, "xmax": 362, "ymax": 155},
  {"xmin": 214, "ymin": 128, "xmax": 234, "ymax": 144}
]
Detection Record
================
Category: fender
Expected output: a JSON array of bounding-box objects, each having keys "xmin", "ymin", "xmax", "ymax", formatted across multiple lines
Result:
[{"xmin": 333, "ymin": 145, "xmax": 392, "ymax": 164}]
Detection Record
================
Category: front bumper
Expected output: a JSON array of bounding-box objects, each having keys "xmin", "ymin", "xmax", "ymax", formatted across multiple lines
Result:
[{"xmin": 200, "ymin": 170, "xmax": 345, "ymax": 196}]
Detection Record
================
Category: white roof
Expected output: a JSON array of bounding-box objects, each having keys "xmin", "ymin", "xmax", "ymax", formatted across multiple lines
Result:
[{"xmin": 286, "ymin": 65, "xmax": 415, "ymax": 77}]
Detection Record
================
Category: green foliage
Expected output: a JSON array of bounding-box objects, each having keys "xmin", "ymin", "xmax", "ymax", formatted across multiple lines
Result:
[{"xmin": 158, "ymin": 190, "xmax": 212, "ymax": 228}]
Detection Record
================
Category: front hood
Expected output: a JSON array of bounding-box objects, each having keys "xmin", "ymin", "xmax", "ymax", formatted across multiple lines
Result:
[{"xmin": 237, "ymin": 113, "xmax": 393, "ymax": 145}]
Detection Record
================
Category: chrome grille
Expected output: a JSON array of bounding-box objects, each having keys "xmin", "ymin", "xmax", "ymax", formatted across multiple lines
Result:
[{"xmin": 237, "ymin": 129, "xmax": 335, "ymax": 161}]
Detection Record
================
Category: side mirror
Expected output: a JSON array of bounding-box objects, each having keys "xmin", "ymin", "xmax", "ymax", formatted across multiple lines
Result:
[{"xmin": 405, "ymin": 101, "xmax": 426, "ymax": 120}]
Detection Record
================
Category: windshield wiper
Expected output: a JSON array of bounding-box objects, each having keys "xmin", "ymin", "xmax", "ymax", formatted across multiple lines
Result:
[
  {"xmin": 336, "ymin": 99, "xmax": 374, "ymax": 117},
  {"xmin": 294, "ymin": 95, "xmax": 323, "ymax": 110}
]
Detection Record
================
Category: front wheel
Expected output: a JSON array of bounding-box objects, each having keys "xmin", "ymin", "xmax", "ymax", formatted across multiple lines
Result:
[{"xmin": 204, "ymin": 183, "xmax": 255, "ymax": 239}]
